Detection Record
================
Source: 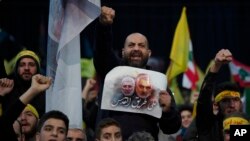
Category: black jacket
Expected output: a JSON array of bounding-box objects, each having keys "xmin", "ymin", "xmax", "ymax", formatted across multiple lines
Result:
[
  {"xmin": 93, "ymin": 22, "xmax": 181, "ymax": 140},
  {"xmin": 196, "ymin": 72, "xmax": 223, "ymax": 141}
]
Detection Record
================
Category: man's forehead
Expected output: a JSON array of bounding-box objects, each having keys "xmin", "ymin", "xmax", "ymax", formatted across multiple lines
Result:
[
  {"xmin": 19, "ymin": 57, "xmax": 36, "ymax": 63},
  {"xmin": 122, "ymin": 77, "xmax": 134, "ymax": 83},
  {"xmin": 140, "ymin": 79, "xmax": 151, "ymax": 85},
  {"xmin": 221, "ymin": 96, "xmax": 240, "ymax": 101},
  {"xmin": 43, "ymin": 118, "xmax": 66, "ymax": 128},
  {"xmin": 126, "ymin": 33, "xmax": 147, "ymax": 43},
  {"xmin": 138, "ymin": 75, "xmax": 149, "ymax": 80},
  {"xmin": 68, "ymin": 129, "xmax": 84, "ymax": 134},
  {"xmin": 22, "ymin": 109, "xmax": 35, "ymax": 114},
  {"xmin": 102, "ymin": 125, "xmax": 120, "ymax": 131}
]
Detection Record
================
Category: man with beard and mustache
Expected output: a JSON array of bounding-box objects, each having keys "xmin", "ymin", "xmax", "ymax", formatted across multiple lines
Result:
[
  {"xmin": 17, "ymin": 104, "xmax": 39, "ymax": 141},
  {"xmin": 135, "ymin": 73, "xmax": 153, "ymax": 99},
  {"xmin": 196, "ymin": 49, "xmax": 244, "ymax": 141},
  {"xmin": 0, "ymin": 50, "xmax": 45, "ymax": 117},
  {"xmin": 93, "ymin": 6, "xmax": 181, "ymax": 141}
]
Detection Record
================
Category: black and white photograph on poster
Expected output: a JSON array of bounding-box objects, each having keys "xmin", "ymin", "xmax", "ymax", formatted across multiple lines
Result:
[{"xmin": 101, "ymin": 66, "xmax": 167, "ymax": 118}]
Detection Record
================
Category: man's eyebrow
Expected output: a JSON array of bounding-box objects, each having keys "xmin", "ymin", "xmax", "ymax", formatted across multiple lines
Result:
[
  {"xmin": 127, "ymin": 42, "xmax": 135, "ymax": 44},
  {"xmin": 44, "ymin": 125, "xmax": 53, "ymax": 128},
  {"xmin": 103, "ymin": 132, "xmax": 112, "ymax": 136},
  {"xmin": 58, "ymin": 126, "xmax": 67, "ymax": 131}
]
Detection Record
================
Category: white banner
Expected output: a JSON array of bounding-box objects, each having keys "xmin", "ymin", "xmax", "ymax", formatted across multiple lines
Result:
[
  {"xmin": 46, "ymin": 0, "xmax": 100, "ymax": 129},
  {"xmin": 101, "ymin": 66, "xmax": 167, "ymax": 118}
]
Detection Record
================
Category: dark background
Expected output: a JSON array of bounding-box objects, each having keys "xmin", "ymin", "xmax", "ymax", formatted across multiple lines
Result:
[{"xmin": 1, "ymin": 0, "xmax": 250, "ymax": 82}]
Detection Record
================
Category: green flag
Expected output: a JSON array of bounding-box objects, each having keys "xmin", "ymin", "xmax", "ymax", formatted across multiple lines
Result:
[{"xmin": 81, "ymin": 58, "xmax": 96, "ymax": 78}]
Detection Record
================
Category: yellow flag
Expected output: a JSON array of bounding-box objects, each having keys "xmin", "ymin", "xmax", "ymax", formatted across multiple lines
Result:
[
  {"xmin": 192, "ymin": 100, "xmax": 197, "ymax": 118},
  {"xmin": 4, "ymin": 57, "xmax": 16, "ymax": 75},
  {"xmin": 169, "ymin": 78, "xmax": 184, "ymax": 105},
  {"xmin": 166, "ymin": 7, "xmax": 189, "ymax": 82}
]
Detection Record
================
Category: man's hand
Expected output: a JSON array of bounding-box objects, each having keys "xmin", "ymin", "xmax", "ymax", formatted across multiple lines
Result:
[
  {"xmin": 99, "ymin": 6, "xmax": 115, "ymax": 25},
  {"xmin": 0, "ymin": 78, "xmax": 14, "ymax": 96},
  {"xmin": 210, "ymin": 49, "xmax": 232, "ymax": 73},
  {"xmin": 159, "ymin": 90, "xmax": 172, "ymax": 112},
  {"xmin": 82, "ymin": 78, "xmax": 98, "ymax": 104},
  {"xmin": 30, "ymin": 74, "xmax": 52, "ymax": 93}
]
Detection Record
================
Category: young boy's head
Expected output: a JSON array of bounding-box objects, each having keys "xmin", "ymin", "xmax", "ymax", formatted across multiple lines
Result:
[{"xmin": 36, "ymin": 110, "xmax": 69, "ymax": 141}]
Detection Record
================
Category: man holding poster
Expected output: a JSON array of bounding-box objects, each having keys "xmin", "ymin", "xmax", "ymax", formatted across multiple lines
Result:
[{"xmin": 94, "ymin": 6, "xmax": 181, "ymax": 140}]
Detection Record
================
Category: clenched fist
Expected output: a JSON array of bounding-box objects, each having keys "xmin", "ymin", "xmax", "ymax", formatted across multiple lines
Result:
[
  {"xmin": 210, "ymin": 49, "xmax": 232, "ymax": 73},
  {"xmin": 99, "ymin": 6, "xmax": 115, "ymax": 25}
]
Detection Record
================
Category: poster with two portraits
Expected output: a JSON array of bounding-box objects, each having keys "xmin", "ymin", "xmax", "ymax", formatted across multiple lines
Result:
[{"xmin": 101, "ymin": 66, "xmax": 167, "ymax": 118}]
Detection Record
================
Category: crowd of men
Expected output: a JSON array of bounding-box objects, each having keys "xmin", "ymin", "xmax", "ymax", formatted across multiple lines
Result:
[{"xmin": 0, "ymin": 5, "xmax": 249, "ymax": 141}]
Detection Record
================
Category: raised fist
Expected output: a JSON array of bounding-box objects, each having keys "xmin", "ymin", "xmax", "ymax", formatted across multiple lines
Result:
[{"xmin": 99, "ymin": 6, "xmax": 115, "ymax": 25}]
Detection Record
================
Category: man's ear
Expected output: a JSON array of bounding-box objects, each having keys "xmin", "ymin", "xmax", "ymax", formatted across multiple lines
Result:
[{"xmin": 148, "ymin": 49, "xmax": 152, "ymax": 57}]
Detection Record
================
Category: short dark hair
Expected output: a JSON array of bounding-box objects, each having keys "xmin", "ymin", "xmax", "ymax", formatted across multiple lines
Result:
[
  {"xmin": 95, "ymin": 118, "xmax": 121, "ymax": 139},
  {"xmin": 37, "ymin": 110, "xmax": 69, "ymax": 132},
  {"xmin": 178, "ymin": 104, "xmax": 193, "ymax": 114},
  {"xmin": 127, "ymin": 131, "xmax": 155, "ymax": 141}
]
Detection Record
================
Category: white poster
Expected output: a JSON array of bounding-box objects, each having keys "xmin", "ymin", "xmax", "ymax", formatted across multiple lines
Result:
[{"xmin": 101, "ymin": 66, "xmax": 167, "ymax": 118}]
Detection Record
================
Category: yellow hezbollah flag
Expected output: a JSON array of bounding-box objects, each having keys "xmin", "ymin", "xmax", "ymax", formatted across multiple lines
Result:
[
  {"xmin": 166, "ymin": 7, "xmax": 189, "ymax": 82},
  {"xmin": 169, "ymin": 78, "xmax": 184, "ymax": 105}
]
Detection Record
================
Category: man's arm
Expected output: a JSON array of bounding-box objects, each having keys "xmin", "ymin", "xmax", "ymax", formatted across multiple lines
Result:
[
  {"xmin": 0, "ymin": 74, "xmax": 51, "ymax": 139},
  {"xmin": 196, "ymin": 49, "xmax": 232, "ymax": 131},
  {"xmin": 93, "ymin": 6, "xmax": 120, "ymax": 79},
  {"xmin": 19, "ymin": 74, "xmax": 52, "ymax": 104},
  {"xmin": 1, "ymin": 74, "xmax": 51, "ymax": 123},
  {"xmin": 196, "ymin": 71, "xmax": 217, "ymax": 131}
]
